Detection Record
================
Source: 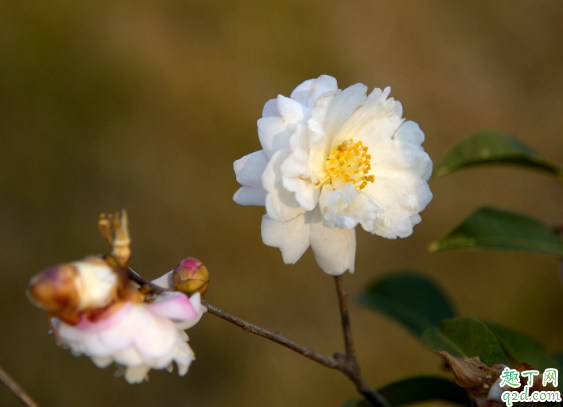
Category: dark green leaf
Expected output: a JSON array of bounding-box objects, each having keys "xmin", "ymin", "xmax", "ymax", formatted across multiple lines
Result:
[
  {"xmin": 554, "ymin": 352, "xmax": 563, "ymax": 371},
  {"xmin": 422, "ymin": 317, "xmax": 508, "ymax": 366},
  {"xmin": 429, "ymin": 207, "xmax": 563, "ymax": 256},
  {"xmin": 485, "ymin": 321, "xmax": 556, "ymax": 371},
  {"xmin": 341, "ymin": 399, "xmax": 363, "ymax": 407},
  {"xmin": 355, "ymin": 377, "xmax": 473, "ymax": 407},
  {"xmin": 359, "ymin": 272, "xmax": 456, "ymax": 337},
  {"xmin": 432, "ymin": 130, "xmax": 563, "ymax": 179}
]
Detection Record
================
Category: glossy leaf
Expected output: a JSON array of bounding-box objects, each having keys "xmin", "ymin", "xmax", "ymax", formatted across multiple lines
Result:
[
  {"xmin": 429, "ymin": 207, "xmax": 563, "ymax": 256},
  {"xmin": 554, "ymin": 352, "xmax": 563, "ymax": 371},
  {"xmin": 341, "ymin": 399, "xmax": 363, "ymax": 407},
  {"xmin": 359, "ymin": 272, "xmax": 456, "ymax": 337},
  {"xmin": 432, "ymin": 130, "xmax": 563, "ymax": 180},
  {"xmin": 349, "ymin": 377, "xmax": 473, "ymax": 407},
  {"xmin": 485, "ymin": 321, "xmax": 556, "ymax": 371},
  {"xmin": 422, "ymin": 317, "xmax": 508, "ymax": 366},
  {"xmin": 378, "ymin": 376, "xmax": 473, "ymax": 407}
]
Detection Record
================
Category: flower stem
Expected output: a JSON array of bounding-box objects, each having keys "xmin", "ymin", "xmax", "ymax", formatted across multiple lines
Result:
[
  {"xmin": 333, "ymin": 276, "xmax": 389, "ymax": 407},
  {"xmin": 334, "ymin": 275, "xmax": 357, "ymax": 360},
  {"xmin": 201, "ymin": 300, "xmax": 339, "ymax": 369},
  {"xmin": 0, "ymin": 365, "xmax": 40, "ymax": 407}
]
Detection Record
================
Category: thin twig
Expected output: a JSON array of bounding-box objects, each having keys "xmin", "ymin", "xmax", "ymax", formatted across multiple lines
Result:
[
  {"xmin": 0, "ymin": 366, "xmax": 40, "ymax": 407},
  {"xmin": 202, "ymin": 300, "xmax": 339, "ymax": 369},
  {"xmin": 334, "ymin": 275, "xmax": 357, "ymax": 360},
  {"xmin": 128, "ymin": 268, "xmax": 169, "ymax": 295},
  {"xmin": 334, "ymin": 276, "xmax": 390, "ymax": 407}
]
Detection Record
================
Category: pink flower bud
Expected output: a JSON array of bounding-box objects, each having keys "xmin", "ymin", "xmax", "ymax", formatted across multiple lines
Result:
[{"xmin": 171, "ymin": 258, "xmax": 209, "ymax": 297}]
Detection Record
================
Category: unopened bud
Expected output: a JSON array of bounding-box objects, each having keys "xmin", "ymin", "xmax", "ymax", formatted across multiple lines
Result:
[
  {"xmin": 27, "ymin": 264, "xmax": 80, "ymax": 312},
  {"xmin": 27, "ymin": 256, "xmax": 123, "ymax": 313},
  {"xmin": 171, "ymin": 258, "xmax": 209, "ymax": 297}
]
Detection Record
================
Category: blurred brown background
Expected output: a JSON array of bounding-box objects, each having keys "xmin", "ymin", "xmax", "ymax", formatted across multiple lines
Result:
[{"xmin": 2, "ymin": 1, "xmax": 563, "ymax": 406}]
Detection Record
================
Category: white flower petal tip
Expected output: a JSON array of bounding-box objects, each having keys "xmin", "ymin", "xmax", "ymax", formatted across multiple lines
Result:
[{"xmin": 235, "ymin": 75, "xmax": 432, "ymax": 275}]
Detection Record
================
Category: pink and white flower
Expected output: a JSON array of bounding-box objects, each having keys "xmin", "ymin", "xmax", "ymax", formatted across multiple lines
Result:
[
  {"xmin": 52, "ymin": 288, "xmax": 204, "ymax": 384},
  {"xmin": 234, "ymin": 75, "xmax": 433, "ymax": 275}
]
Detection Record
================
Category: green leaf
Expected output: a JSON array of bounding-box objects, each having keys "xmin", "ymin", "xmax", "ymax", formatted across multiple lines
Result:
[
  {"xmin": 554, "ymin": 352, "xmax": 563, "ymax": 371},
  {"xmin": 350, "ymin": 377, "xmax": 473, "ymax": 407},
  {"xmin": 422, "ymin": 317, "xmax": 509, "ymax": 366},
  {"xmin": 341, "ymin": 399, "xmax": 363, "ymax": 407},
  {"xmin": 485, "ymin": 321, "xmax": 556, "ymax": 371},
  {"xmin": 429, "ymin": 207, "xmax": 563, "ymax": 256},
  {"xmin": 375, "ymin": 376, "xmax": 473, "ymax": 407},
  {"xmin": 432, "ymin": 130, "xmax": 563, "ymax": 180},
  {"xmin": 359, "ymin": 272, "xmax": 456, "ymax": 337}
]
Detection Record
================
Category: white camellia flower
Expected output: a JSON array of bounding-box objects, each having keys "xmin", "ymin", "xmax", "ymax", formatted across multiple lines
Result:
[
  {"xmin": 52, "ymin": 287, "xmax": 204, "ymax": 384},
  {"xmin": 233, "ymin": 75, "xmax": 432, "ymax": 275}
]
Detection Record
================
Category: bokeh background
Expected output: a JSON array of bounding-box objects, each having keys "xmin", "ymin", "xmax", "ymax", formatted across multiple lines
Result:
[{"xmin": 2, "ymin": 1, "xmax": 563, "ymax": 406}]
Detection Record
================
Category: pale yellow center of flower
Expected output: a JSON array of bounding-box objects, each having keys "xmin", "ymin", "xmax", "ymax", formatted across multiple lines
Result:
[{"xmin": 326, "ymin": 139, "xmax": 374, "ymax": 190}]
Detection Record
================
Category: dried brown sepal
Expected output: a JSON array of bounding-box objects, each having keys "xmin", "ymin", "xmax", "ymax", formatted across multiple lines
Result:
[
  {"xmin": 440, "ymin": 351, "xmax": 507, "ymax": 407},
  {"xmin": 98, "ymin": 210, "xmax": 131, "ymax": 269}
]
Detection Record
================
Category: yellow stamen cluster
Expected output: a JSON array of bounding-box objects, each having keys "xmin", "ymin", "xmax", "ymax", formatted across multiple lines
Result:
[{"xmin": 326, "ymin": 139, "xmax": 375, "ymax": 190}]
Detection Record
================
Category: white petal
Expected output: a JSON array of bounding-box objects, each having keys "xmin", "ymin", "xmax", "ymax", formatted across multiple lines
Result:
[
  {"xmin": 262, "ymin": 99, "xmax": 280, "ymax": 118},
  {"xmin": 261, "ymin": 213, "xmax": 311, "ymax": 264},
  {"xmin": 324, "ymin": 83, "xmax": 368, "ymax": 142},
  {"xmin": 279, "ymin": 124, "xmax": 322, "ymax": 211},
  {"xmin": 265, "ymin": 185, "xmax": 307, "ymax": 222},
  {"xmin": 177, "ymin": 362, "xmax": 190, "ymax": 376},
  {"xmin": 91, "ymin": 356, "xmax": 113, "ymax": 368},
  {"xmin": 334, "ymin": 88, "xmax": 403, "ymax": 148},
  {"xmin": 96, "ymin": 310, "xmax": 139, "ymax": 352},
  {"xmin": 113, "ymin": 348, "xmax": 143, "ymax": 366},
  {"xmin": 277, "ymin": 95, "xmax": 312, "ymax": 123},
  {"xmin": 133, "ymin": 313, "xmax": 177, "ymax": 360},
  {"xmin": 174, "ymin": 293, "xmax": 204, "ymax": 330},
  {"xmin": 257, "ymin": 116, "xmax": 293, "ymax": 159},
  {"xmin": 363, "ymin": 175, "xmax": 432, "ymax": 238},
  {"xmin": 262, "ymin": 148, "xmax": 291, "ymax": 191},
  {"xmin": 281, "ymin": 127, "xmax": 310, "ymax": 179},
  {"xmin": 124, "ymin": 365, "xmax": 150, "ymax": 384},
  {"xmin": 309, "ymin": 208, "xmax": 356, "ymax": 275},
  {"xmin": 318, "ymin": 183, "xmax": 358, "ymax": 228},
  {"xmin": 175, "ymin": 312, "xmax": 203, "ymax": 331},
  {"xmin": 393, "ymin": 120, "xmax": 425, "ymax": 145},
  {"xmin": 80, "ymin": 333, "xmax": 115, "ymax": 358},
  {"xmin": 152, "ymin": 271, "xmax": 172, "ymax": 289},
  {"xmin": 369, "ymin": 139, "xmax": 432, "ymax": 179},
  {"xmin": 74, "ymin": 261, "xmax": 119, "ymax": 310},
  {"xmin": 345, "ymin": 193, "xmax": 383, "ymax": 233},
  {"xmin": 290, "ymin": 75, "xmax": 338, "ymax": 108},
  {"xmin": 234, "ymin": 150, "xmax": 269, "ymax": 187},
  {"xmin": 233, "ymin": 186, "xmax": 267, "ymax": 206},
  {"xmin": 282, "ymin": 177, "xmax": 320, "ymax": 212},
  {"xmin": 289, "ymin": 79, "xmax": 316, "ymax": 106}
]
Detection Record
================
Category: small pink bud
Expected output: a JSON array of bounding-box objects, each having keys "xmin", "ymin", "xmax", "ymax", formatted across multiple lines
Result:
[{"xmin": 171, "ymin": 258, "xmax": 209, "ymax": 297}]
